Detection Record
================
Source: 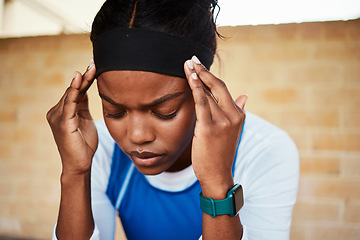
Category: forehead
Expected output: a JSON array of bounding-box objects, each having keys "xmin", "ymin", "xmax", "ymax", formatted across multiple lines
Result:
[{"xmin": 97, "ymin": 70, "xmax": 189, "ymax": 102}]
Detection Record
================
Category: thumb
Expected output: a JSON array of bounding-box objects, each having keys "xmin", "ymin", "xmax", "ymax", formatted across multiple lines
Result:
[
  {"xmin": 77, "ymin": 92, "xmax": 92, "ymax": 120},
  {"xmin": 235, "ymin": 94, "xmax": 248, "ymax": 110}
]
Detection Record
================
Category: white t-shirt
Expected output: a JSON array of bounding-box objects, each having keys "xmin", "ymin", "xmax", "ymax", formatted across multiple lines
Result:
[{"xmin": 53, "ymin": 112, "xmax": 299, "ymax": 240}]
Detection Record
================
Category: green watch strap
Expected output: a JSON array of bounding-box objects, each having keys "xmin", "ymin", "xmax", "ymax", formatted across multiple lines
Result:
[{"xmin": 199, "ymin": 192, "xmax": 234, "ymax": 218}]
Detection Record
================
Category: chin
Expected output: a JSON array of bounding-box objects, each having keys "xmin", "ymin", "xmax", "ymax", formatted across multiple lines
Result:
[{"xmin": 133, "ymin": 163, "xmax": 171, "ymax": 176}]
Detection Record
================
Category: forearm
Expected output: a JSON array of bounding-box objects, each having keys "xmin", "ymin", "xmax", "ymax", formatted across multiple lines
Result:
[
  {"xmin": 56, "ymin": 171, "xmax": 94, "ymax": 240},
  {"xmin": 201, "ymin": 179, "xmax": 243, "ymax": 240}
]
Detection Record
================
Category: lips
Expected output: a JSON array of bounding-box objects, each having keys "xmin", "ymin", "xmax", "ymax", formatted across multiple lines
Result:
[{"xmin": 127, "ymin": 151, "xmax": 165, "ymax": 167}]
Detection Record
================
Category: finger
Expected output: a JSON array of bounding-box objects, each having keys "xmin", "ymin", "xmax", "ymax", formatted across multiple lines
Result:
[
  {"xmin": 187, "ymin": 72, "xmax": 212, "ymax": 125},
  {"xmin": 63, "ymin": 71, "xmax": 82, "ymax": 119},
  {"xmin": 185, "ymin": 60, "xmax": 220, "ymax": 123},
  {"xmin": 185, "ymin": 59, "xmax": 225, "ymax": 122},
  {"xmin": 77, "ymin": 93, "xmax": 92, "ymax": 120},
  {"xmin": 233, "ymin": 95, "xmax": 247, "ymax": 134},
  {"xmin": 185, "ymin": 59, "xmax": 217, "ymax": 104},
  {"xmin": 204, "ymin": 91, "xmax": 224, "ymax": 122},
  {"xmin": 191, "ymin": 56, "xmax": 233, "ymax": 104},
  {"xmin": 191, "ymin": 56, "xmax": 237, "ymax": 117},
  {"xmin": 50, "ymin": 83, "xmax": 73, "ymax": 119},
  {"xmin": 232, "ymin": 95, "xmax": 247, "ymax": 123},
  {"xmin": 184, "ymin": 59, "xmax": 195, "ymax": 79},
  {"xmin": 235, "ymin": 94, "xmax": 248, "ymax": 110},
  {"xmin": 77, "ymin": 59, "xmax": 96, "ymax": 102}
]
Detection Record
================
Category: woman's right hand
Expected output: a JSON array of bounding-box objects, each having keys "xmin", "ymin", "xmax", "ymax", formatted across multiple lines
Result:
[{"xmin": 47, "ymin": 60, "xmax": 98, "ymax": 176}]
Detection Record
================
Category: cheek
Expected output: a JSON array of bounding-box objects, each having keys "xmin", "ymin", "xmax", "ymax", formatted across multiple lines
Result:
[
  {"xmin": 101, "ymin": 102, "xmax": 127, "ymax": 146},
  {"xmin": 158, "ymin": 97, "xmax": 196, "ymax": 146},
  {"xmin": 160, "ymin": 104, "xmax": 196, "ymax": 148},
  {"xmin": 103, "ymin": 118, "xmax": 127, "ymax": 147}
]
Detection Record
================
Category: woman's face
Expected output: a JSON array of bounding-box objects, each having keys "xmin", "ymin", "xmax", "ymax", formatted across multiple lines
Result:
[{"xmin": 97, "ymin": 71, "xmax": 196, "ymax": 175}]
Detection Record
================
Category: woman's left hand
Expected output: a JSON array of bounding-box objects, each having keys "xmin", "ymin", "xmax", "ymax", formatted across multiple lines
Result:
[{"xmin": 184, "ymin": 56, "xmax": 247, "ymax": 199}]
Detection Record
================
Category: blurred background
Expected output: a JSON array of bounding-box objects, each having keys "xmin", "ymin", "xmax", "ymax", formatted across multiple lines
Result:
[{"xmin": 0, "ymin": 0, "xmax": 359, "ymax": 239}]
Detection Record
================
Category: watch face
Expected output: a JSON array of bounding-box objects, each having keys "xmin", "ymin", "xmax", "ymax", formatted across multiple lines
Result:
[{"xmin": 233, "ymin": 185, "xmax": 244, "ymax": 215}]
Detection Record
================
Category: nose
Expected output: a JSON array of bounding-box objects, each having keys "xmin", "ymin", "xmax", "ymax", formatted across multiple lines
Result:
[{"xmin": 127, "ymin": 113, "xmax": 156, "ymax": 145}]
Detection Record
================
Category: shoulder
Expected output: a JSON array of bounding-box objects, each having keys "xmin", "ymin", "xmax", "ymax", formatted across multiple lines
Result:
[
  {"xmin": 237, "ymin": 112, "xmax": 298, "ymax": 159},
  {"xmin": 242, "ymin": 112, "xmax": 293, "ymax": 143},
  {"xmin": 237, "ymin": 111, "xmax": 298, "ymax": 161},
  {"xmin": 91, "ymin": 119, "xmax": 116, "ymax": 192},
  {"xmin": 234, "ymin": 112, "xmax": 299, "ymax": 202},
  {"xmin": 234, "ymin": 113, "xmax": 299, "ymax": 238}
]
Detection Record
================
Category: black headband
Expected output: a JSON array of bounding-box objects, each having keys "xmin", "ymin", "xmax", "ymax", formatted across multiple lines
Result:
[{"xmin": 92, "ymin": 28, "xmax": 214, "ymax": 79}]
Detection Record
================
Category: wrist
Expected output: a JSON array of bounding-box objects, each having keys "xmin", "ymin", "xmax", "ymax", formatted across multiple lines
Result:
[
  {"xmin": 60, "ymin": 170, "xmax": 91, "ymax": 185},
  {"xmin": 200, "ymin": 177, "xmax": 234, "ymax": 200}
]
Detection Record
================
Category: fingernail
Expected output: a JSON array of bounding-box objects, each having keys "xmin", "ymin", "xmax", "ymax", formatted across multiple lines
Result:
[
  {"xmin": 192, "ymin": 55, "xmax": 201, "ymax": 64},
  {"xmin": 87, "ymin": 58, "xmax": 94, "ymax": 70},
  {"xmin": 73, "ymin": 71, "xmax": 77, "ymax": 79},
  {"xmin": 191, "ymin": 72, "xmax": 198, "ymax": 80},
  {"xmin": 187, "ymin": 60, "xmax": 194, "ymax": 70}
]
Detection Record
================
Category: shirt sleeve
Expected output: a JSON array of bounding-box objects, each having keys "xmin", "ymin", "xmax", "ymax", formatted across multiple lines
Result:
[
  {"xmin": 234, "ymin": 120, "xmax": 299, "ymax": 240},
  {"xmin": 52, "ymin": 119, "xmax": 116, "ymax": 240},
  {"xmin": 52, "ymin": 223, "xmax": 101, "ymax": 240},
  {"xmin": 90, "ymin": 120, "xmax": 117, "ymax": 240}
]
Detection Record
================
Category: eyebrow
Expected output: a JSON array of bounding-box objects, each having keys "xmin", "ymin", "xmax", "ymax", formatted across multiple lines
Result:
[{"xmin": 98, "ymin": 91, "xmax": 186, "ymax": 108}]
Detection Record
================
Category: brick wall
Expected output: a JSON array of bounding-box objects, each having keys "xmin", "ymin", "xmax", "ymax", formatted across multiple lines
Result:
[
  {"xmin": 215, "ymin": 20, "xmax": 360, "ymax": 240},
  {"xmin": 0, "ymin": 19, "xmax": 359, "ymax": 239}
]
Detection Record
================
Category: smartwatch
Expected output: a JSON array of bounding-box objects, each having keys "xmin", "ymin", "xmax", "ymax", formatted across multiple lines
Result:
[{"xmin": 199, "ymin": 184, "xmax": 244, "ymax": 218}]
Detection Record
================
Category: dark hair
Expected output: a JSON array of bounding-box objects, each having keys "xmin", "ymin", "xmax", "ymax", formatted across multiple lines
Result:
[{"xmin": 90, "ymin": 0, "xmax": 220, "ymax": 53}]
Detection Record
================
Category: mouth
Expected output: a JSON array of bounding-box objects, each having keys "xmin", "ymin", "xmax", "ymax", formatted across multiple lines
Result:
[{"xmin": 127, "ymin": 151, "xmax": 165, "ymax": 167}]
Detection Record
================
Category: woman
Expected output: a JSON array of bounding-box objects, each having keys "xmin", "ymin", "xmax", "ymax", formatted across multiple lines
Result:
[{"xmin": 47, "ymin": 0, "xmax": 299, "ymax": 239}]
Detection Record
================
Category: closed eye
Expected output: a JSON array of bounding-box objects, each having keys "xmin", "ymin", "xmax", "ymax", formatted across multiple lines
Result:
[
  {"xmin": 106, "ymin": 111, "xmax": 126, "ymax": 118},
  {"xmin": 152, "ymin": 111, "xmax": 177, "ymax": 120}
]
